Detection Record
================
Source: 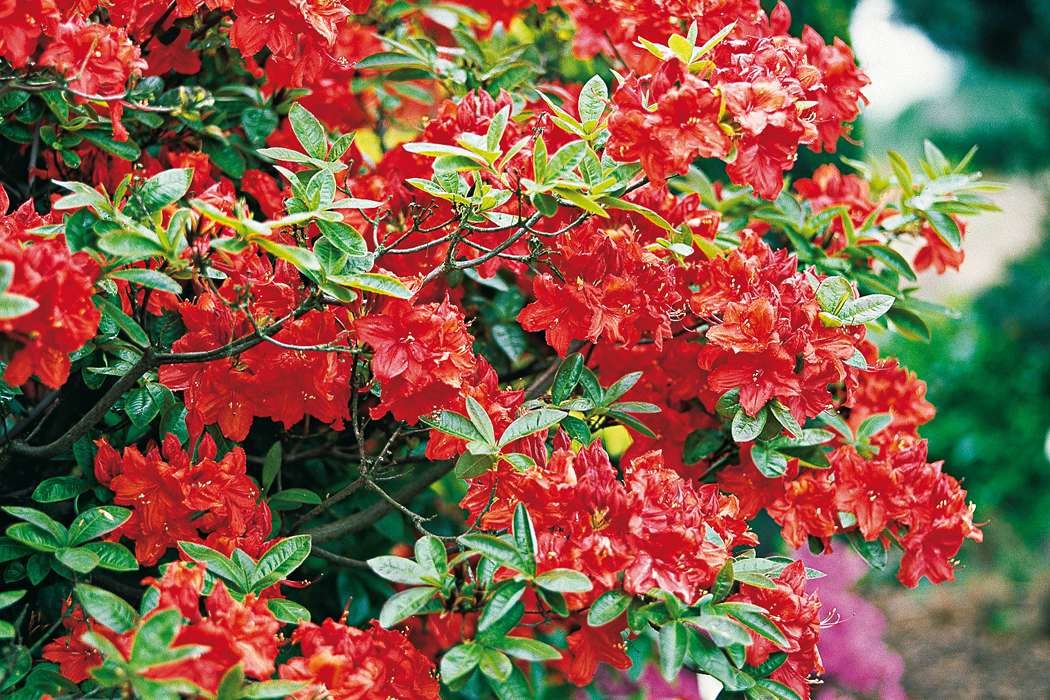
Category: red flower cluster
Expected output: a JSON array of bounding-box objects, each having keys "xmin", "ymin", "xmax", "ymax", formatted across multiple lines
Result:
[
  {"xmin": 46, "ymin": 563, "xmax": 281, "ymax": 693},
  {"xmin": 794, "ymin": 164, "xmax": 879, "ymax": 253},
  {"xmin": 718, "ymin": 430, "xmax": 981, "ymax": 588},
  {"xmin": 728, "ymin": 560, "xmax": 823, "ymax": 699},
  {"xmin": 38, "ymin": 19, "xmax": 146, "ymax": 96},
  {"xmin": 846, "ymin": 350, "xmax": 936, "ymax": 436},
  {"xmin": 692, "ymin": 232, "xmax": 865, "ymax": 424},
  {"xmin": 462, "ymin": 436, "xmax": 754, "ymax": 684},
  {"xmin": 606, "ymin": 60, "xmax": 729, "ymax": 182},
  {"xmin": 0, "ymin": 193, "xmax": 100, "ymax": 389},
  {"xmin": 278, "ymin": 618, "xmax": 440, "ymax": 699},
  {"xmin": 464, "ymin": 435, "xmax": 754, "ymax": 608},
  {"xmin": 518, "ymin": 222, "xmax": 684, "ymax": 355},
  {"xmin": 94, "ymin": 434, "xmax": 271, "ymax": 565},
  {"xmin": 0, "ymin": 0, "xmax": 61, "ymax": 68},
  {"xmin": 42, "ymin": 600, "xmax": 115, "ymax": 683},
  {"xmin": 229, "ymin": 0, "xmax": 370, "ymax": 87},
  {"xmin": 914, "ymin": 218, "xmax": 966, "ymax": 274},
  {"xmin": 355, "ymin": 297, "xmax": 478, "ymax": 423},
  {"xmin": 606, "ymin": 3, "xmax": 868, "ymax": 198},
  {"xmin": 831, "ymin": 435, "xmax": 983, "ymax": 587},
  {"xmin": 146, "ymin": 566, "xmax": 281, "ymax": 693},
  {"xmin": 159, "ymin": 255, "xmax": 353, "ymax": 441}
]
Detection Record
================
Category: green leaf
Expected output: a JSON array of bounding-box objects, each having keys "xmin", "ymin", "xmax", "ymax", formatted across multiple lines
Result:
[
  {"xmin": 683, "ymin": 429, "xmax": 723, "ymax": 464},
  {"xmin": 658, "ymin": 622, "xmax": 688, "ymax": 681},
  {"xmin": 732, "ymin": 406, "xmax": 768, "ymax": 443},
  {"xmin": 478, "ymin": 579, "xmax": 527, "ymax": 633},
  {"xmin": 414, "ymin": 535, "xmax": 447, "ymax": 578},
  {"xmin": 458, "ymin": 534, "xmax": 528, "ymax": 573},
  {"xmin": 552, "ymin": 353, "xmax": 584, "ymax": 404},
  {"xmin": 137, "ymin": 169, "xmax": 192, "ymax": 211},
  {"xmin": 82, "ymin": 541, "xmax": 138, "ymax": 572},
  {"xmin": 378, "ymin": 586, "xmax": 437, "ymax": 628},
  {"xmin": 329, "ymin": 272, "xmax": 413, "ymax": 299},
  {"xmin": 316, "ymin": 219, "xmax": 367, "ymax": 257},
  {"xmin": 544, "ymin": 140, "xmax": 587, "ymax": 181},
  {"xmin": 750, "ymin": 443, "xmax": 789, "ymax": 478},
  {"xmin": 268, "ymin": 488, "xmax": 322, "ymax": 510},
  {"xmin": 288, "ymin": 103, "xmax": 327, "ymax": 159},
  {"xmin": 241, "ymin": 108, "xmax": 279, "ymax": 146},
  {"xmin": 98, "ymin": 231, "xmax": 167, "ymax": 260},
  {"xmin": 726, "ymin": 609, "xmax": 788, "ymax": 647},
  {"xmin": 216, "ymin": 664, "xmax": 245, "ymax": 700},
  {"xmin": 423, "ymin": 410, "xmax": 485, "ymax": 442},
  {"xmin": 815, "ymin": 276, "xmax": 853, "ymax": 314},
  {"xmin": 846, "ymin": 530, "xmax": 887, "ymax": 570},
  {"xmin": 864, "ymin": 243, "xmax": 917, "ymax": 281},
  {"xmin": 465, "ymin": 396, "xmax": 496, "ymax": 446},
  {"xmin": 486, "ymin": 106, "xmax": 510, "ymax": 152},
  {"xmin": 368, "ymin": 555, "xmax": 427, "ymax": 585},
  {"xmin": 712, "ymin": 560, "xmax": 734, "ymax": 601},
  {"xmin": 256, "ymin": 238, "xmax": 320, "ymax": 272},
  {"xmin": 261, "ymin": 442, "xmax": 282, "ymax": 495},
  {"xmin": 857, "ymin": 413, "xmax": 893, "ymax": 439},
  {"xmin": 2, "ymin": 506, "xmax": 67, "ymax": 545},
  {"xmin": 534, "ymin": 568, "xmax": 592, "ymax": 593},
  {"xmin": 924, "ymin": 210, "xmax": 962, "ymax": 249},
  {"xmin": 887, "ymin": 307, "xmax": 932, "ymax": 342},
  {"xmin": 752, "ymin": 679, "xmax": 803, "ymax": 700},
  {"xmin": 82, "ymin": 130, "xmax": 140, "ymax": 161},
  {"xmin": 242, "ymin": 681, "xmax": 309, "ymax": 698},
  {"xmin": 512, "ymin": 503, "xmax": 537, "ymax": 568},
  {"xmin": 555, "ymin": 188, "xmax": 607, "ymax": 217},
  {"xmin": 250, "ymin": 535, "xmax": 311, "ymax": 590},
  {"xmin": 178, "ymin": 541, "xmax": 249, "ymax": 593},
  {"xmin": 587, "ymin": 590, "xmax": 632, "ymax": 626},
  {"xmin": 577, "ymin": 74, "xmax": 608, "ymax": 124},
  {"xmin": 97, "ymin": 296, "xmax": 149, "ymax": 346},
  {"xmin": 6, "ymin": 523, "xmax": 61, "ymax": 552},
  {"xmin": 768, "ymin": 401, "xmax": 801, "ymax": 438},
  {"xmin": 131, "ymin": 608, "xmax": 183, "ymax": 666},
  {"xmin": 0, "ymin": 590, "xmax": 25, "ymax": 610},
  {"xmin": 479, "ymin": 648, "xmax": 513, "ymax": 682},
  {"xmin": 75, "ymin": 583, "xmax": 138, "ymax": 633},
  {"xmin": 32, "ymin": 477, "xmax": 88, "ymax": 503},
  {"xmin": 68, "ymin": 505, "xmax": 131, "ymax": 546},
  {"xmin": 0, "ymin": 293, "xmax": 38, "ymax": 319},
  {"xmin": 603, "ymin": 371, "xmax": 641, "ymax": 404},
  {"xmin": 56, "ymin": 547, "xmax": 100, "ymax": 574},
  {"xmin": 454, "ymin": 452, "xmax": 496, "ymax": 478},
  {"xmin": 497, "ymin": 409, "xmax": 566, "ymax": 447},
  {"xmin": 495, "ymin": 636, "xmax": 562, "ymax": 662},
  {"xmin": 109, "ymin": 268, "xmax": 182, "ymax": 294},
  {"xmin": 560, "ymin": 415, "xmax": 591, "ymax": 445},
  {"xmin": 440, "ymin": 642, "xmax": 482, "ymax": 686},
  {"xmin": 688, "ymin": 614, "xmax": 752, "ymax": 648},
  {"xmin": 266, "ymin": 598, "xmax": 311, "ymax": 624},
  {"xmin": 838, "ymin": 294, "xmax": 895, "ymax": 325}
]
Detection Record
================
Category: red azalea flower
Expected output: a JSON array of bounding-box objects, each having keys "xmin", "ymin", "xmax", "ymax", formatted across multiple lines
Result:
[
  {"xmin": 0, "ymin": 194, "xmax": 100, "ymax": 389},
  {"xmin": 729, "ymin": 560, "xmax": 823, "ymax": 700},
  {"xmin": 95, "ymin": 434, "xmax": 271, "ymax": 565},
  {"xmin": 39, "ymin": 19, "xmax": 147, "ymax": 96},
  {"xmin": 279, "ymin": 618, "xmax": 439, "ymax": 699},
  {"xmin": 355, "ymin": 297, "xmax": 478, "ymax": 423}
]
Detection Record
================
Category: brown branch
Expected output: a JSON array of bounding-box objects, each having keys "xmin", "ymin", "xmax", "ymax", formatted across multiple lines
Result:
[{"xmin": 302, "ymin": 460, "xmax": 453, "ymax": 543}]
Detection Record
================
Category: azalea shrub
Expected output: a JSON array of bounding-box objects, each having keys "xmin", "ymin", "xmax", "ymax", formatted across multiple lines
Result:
[{"xmin": 0, "ymin": 1, "xmax": 995, "ymax": 698}]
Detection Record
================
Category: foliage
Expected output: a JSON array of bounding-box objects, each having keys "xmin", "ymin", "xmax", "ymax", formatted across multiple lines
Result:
[
  {"xmin": 0, "ymin": 1, "xmax": 993, "ymax": 698},
  {"xmin": 882, "ymin": 222, "xmax": 1050, "ymax": 544}
]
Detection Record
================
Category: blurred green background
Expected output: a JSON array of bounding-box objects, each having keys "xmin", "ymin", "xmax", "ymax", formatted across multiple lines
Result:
[{"xmin": 798, "ymin": 0, "xmax": 1050, "ymax": 697}]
